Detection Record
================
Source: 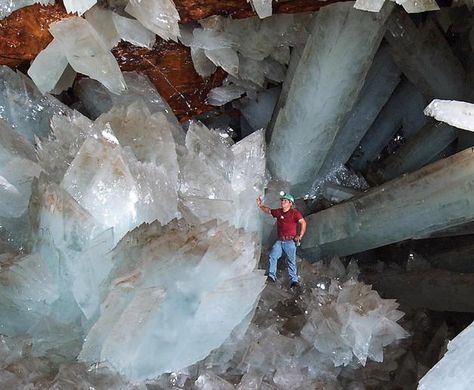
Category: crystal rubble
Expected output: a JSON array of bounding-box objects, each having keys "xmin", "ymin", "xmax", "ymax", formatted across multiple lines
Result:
[
  {"xmin": 0, "ymin": 0, "xmax": 53, "ymax": 19},
  {"xmin": 349, "ymin": 79, "xmax": 427, "ymax": 174},
  {"xmin": 268, "ymin": 2, "xmax": 393, "ymax": 197},
  {"xmin": 179, "ymin": 122, "xmax": 266, "ymax": 233},
  {"xmin": 314, "ymin": 44, "xmax": 401, "ymax": 184},
  {"xmin": 49, "ymin": 16, "xmax": 127, "ymax": 95},
  {"xmin": 0, "ymin": 66, "xmax": 72, "ymax": 144},
  {"xmin": 374, "ymin": 121, "xmax": 457, "ymax": 183},
  {"xmin": 187, "ymin": 257, "xmax": 408, "ymax": 389},
  {"xmin": 419, "ymin": 320, "xmax": 474, "ymax": 389},
  {"xmin": 302, "ymin": 147, "xmax": 474, "ymax": 258},
  {"xmin": 425, "ymin": 99, "xmax": 474, "ymax": 132},
  {"xmin": 125, "ymin": 0, "xmax": 180, "ymax": 42},
  {"xmin": 79, "ymin": 219, "xmax": 266, "ymax": 380},
  {"xmin": 385, "ymin": 8, "xmax": 466, "ymax": 101}
]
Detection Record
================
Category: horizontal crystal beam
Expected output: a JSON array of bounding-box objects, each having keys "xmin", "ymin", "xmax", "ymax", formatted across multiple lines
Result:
[
  {"xmin": 302, "ymin": 147, "xmax": 474, "ymax": 257},
  {"xmin": 268, "ymin": 2, "xmax": 392, "ymax": 196}
]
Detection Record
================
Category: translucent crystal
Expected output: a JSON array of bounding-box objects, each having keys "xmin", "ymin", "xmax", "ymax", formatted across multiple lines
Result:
[
  {"xmin": 49, "ymin": 17, "xmax": 126, "ymax": 95},
  {"xmin": 125, "ymin": 0, "xmax": 180, "ymax": 42},
  {"xmin": 112, "ymin": 13, "xmax": 156, "ymax": 49},
  {"xmin": 27, "ymin": 39, "xmax": 69, "ymax": 94},
  {"xmin": 249, "ymin": 0, "xmax": 272, "ymax": 19},
  {"xmin": 0, "ymin": 66, "xmax": 71, "ymax": 143},
  {"xmin": 207, "ymin": 85, "xmax": 246, "ymax": 106},
  {"xmin": 85, "ymin": 6, "xmax": 120, "ymax": 50},
  {"xmin": 79, "ymin": 220, "xmax": 266, "ymax": 380},
  {"xmin": 63, "ymin": 0, "xmax": 97, "ymax": 15}
]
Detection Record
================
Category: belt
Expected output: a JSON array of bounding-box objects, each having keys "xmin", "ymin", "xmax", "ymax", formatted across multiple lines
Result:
[{"xmin": 279, "ymin": 235, "xmax": 295, "ymax": 241}]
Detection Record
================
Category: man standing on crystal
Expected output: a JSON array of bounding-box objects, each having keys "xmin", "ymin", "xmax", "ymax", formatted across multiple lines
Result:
[{"xmin": 257, "ymin": 192, "xmax": 306, "ymax": 287}]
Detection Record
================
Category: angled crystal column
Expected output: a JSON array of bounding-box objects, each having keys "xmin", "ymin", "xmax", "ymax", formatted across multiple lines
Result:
[
  {"xmin": 0, "ymin": 66, "xmax": 71, "ymax": 143},
  {"xmin": 385, "ymin": 8, "xmax": 466, "ymax": 101},
  {"xmin": 419, "ymin": 320, "xmax": 474, "ymax": 389},
  {"xmin": 302, "ymin": 148, "xmax": 474, "ymax": 258},
  {"xmin": 374, "ymin": 121, "xmax": 457, "ymax": 182},
  {"xmin": 111, "ymin": 13, "xmax": 156, "ymax": 49},
  {"xmin": 315, "ymin": 45, "xmax": 401, "ymax": 182},
  {"xmin": 349, "ymin": 79, "xmax": 427, "ymax": 173},
  {"xmin": 49, "ymin": 17, "xmax": 126, "ymax": 95},
  {"xmin": 268, "ymin": 2, "xmax": 393, "ymax": 196}
]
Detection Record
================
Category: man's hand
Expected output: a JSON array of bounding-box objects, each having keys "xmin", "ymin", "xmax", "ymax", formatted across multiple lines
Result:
[
  {"xmin": 256, "ymin": 195, "xmax": 262, "ymax": 208},
  {"xmin": 257, "ymin": 195, "xmax": 272, "ymax": 214},
  {"xmin": 294, "ymin": 235, "xmax": 301, "ymax": 241}
]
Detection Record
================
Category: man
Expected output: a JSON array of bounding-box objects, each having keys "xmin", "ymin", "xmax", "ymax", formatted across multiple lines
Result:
[{"xmin": 257, "ymin": 192, "xmax": 306, "ymax": 287}]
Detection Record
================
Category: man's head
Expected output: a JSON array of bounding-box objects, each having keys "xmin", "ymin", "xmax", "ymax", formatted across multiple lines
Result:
[{"xmin": 280, "ymin": 192, "xmax": 294, "ymax": 211}]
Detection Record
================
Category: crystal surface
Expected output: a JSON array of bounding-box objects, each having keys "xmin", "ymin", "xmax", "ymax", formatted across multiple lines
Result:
[
  {"xmin": 249, "ymin": 0, "xmax": 272, "ymax": 19},
  {"xmin": 49, "ymin": 17, "xmax": 126, "ymax": 95},
  {"xmin": 63, "ymin": 0, "xmax": 97, "ymax": 15},
  {"xmin": 303, "ymin": 147, "xmax": 474, "ymax": 258},
  {"xmin": 0, "ymin": 66, "xmax": 71, "ymax": 143},
  {"xmin": 315, "ymin": 45, "xmax": 400, "ymax": 182},
  {"xmin": 419, "ymin": 320, "xmax": 474, "ymax": 389},
  {"xmin": 112, "ymin": 12, "xmax": 156, "ymax": 48},
  {"xmin": 27, "ymin": 39, "xmax": 69, "ymax": 94},
  {"xmin": 84, "ymin": 6, "xmax": 120, "ymax": 50},
  {"xmin": 125, "ymin": 0, "xmax": 180, "ymax": 42},
  {"xmin": 268, "ymin": 2, "xmax": 393, "ymax": 196}
]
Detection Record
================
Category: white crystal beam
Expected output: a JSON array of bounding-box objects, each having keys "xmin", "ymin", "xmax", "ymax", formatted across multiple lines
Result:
[{"xmin": 424, "ymin": 99, "xmax": 474, "ymax": 132}]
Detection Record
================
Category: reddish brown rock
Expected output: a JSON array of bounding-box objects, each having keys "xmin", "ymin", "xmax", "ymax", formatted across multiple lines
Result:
[
  {"xmin": 113, "ymin": 41, "xmax": 226, "ymax": 121},
  {"xmin": 0, "ymin": 3, "xmax": 69, "ymax": 67}
]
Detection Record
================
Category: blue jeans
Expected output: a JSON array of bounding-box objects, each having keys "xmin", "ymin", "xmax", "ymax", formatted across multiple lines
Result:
[{"xmin": 268, "ymin": 240, "xmax": 298, "ymax": 283}]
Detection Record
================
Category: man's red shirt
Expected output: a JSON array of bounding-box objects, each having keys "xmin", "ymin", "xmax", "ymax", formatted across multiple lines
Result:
[{"xmin": 271, "ymin": 208, "xmax": 303, "ymax": 240}]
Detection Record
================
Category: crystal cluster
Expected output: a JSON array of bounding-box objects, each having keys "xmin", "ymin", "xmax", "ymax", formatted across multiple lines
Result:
[
  {"xmin": 178, "ymin": 14, "xmax": 311, "ymax": 105},
  {"xmin": 0, "ymin": 66, "xmax": 267, "ymax": 380}
]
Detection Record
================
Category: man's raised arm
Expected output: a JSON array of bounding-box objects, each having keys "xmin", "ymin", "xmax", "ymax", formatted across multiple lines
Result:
[{"xmin": 256, "ymin": 196, "xmax": 272, "ymax": 215}]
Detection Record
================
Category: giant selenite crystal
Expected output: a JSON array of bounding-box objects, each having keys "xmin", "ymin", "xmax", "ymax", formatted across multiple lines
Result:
[
  {"xmin": 268, "ymin": 2, "xmax": 393, "ymax": 196},
  {"xmin": 302, "ymin": 147, "xmax": 474, "ymax": 258},
  {"xmin": 79, "ymin": 219, "xmax": 266, "ymax": 380}
]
